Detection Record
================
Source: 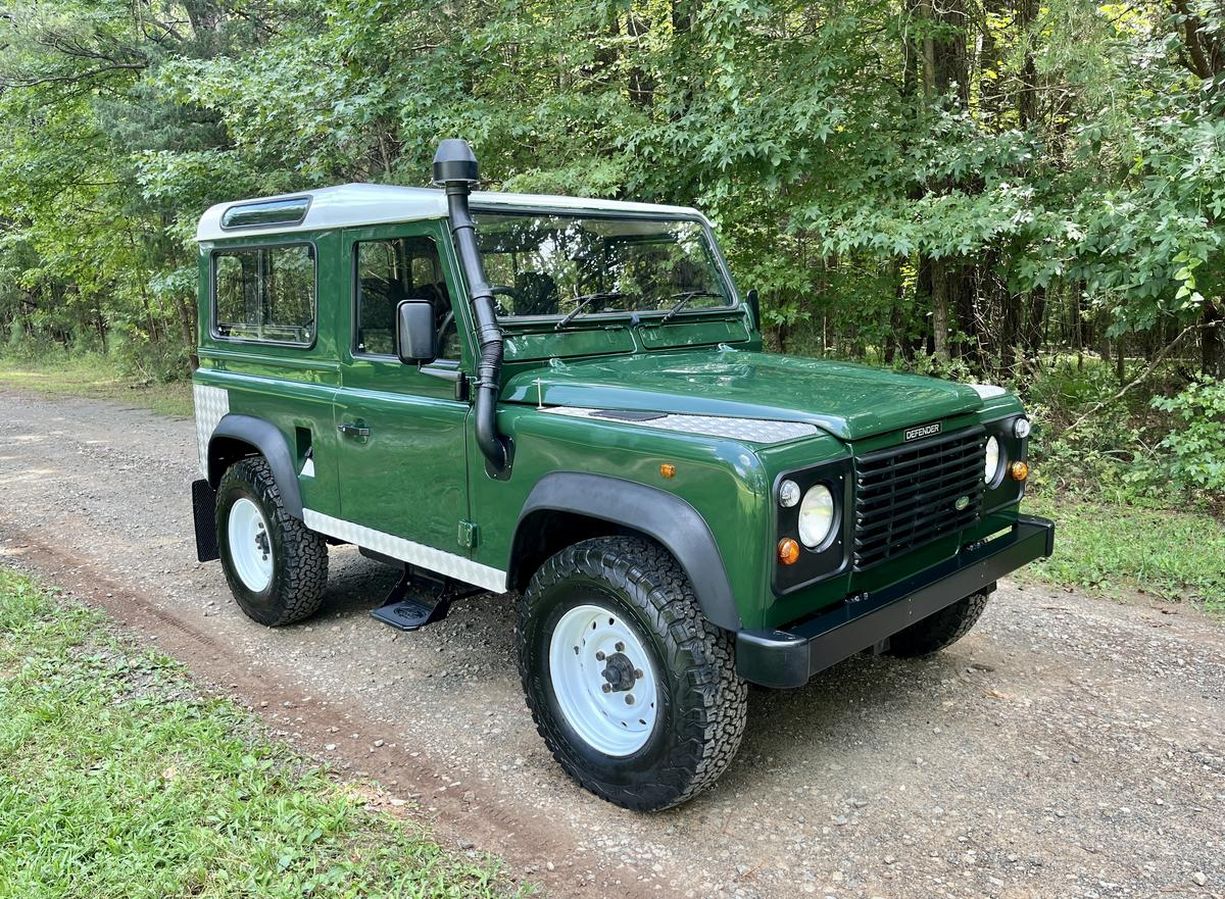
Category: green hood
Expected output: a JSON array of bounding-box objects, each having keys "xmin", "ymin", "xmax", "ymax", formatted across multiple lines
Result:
[{"xmin": 502, "ymin": 349, "xmax": 984, "ymax": 441}]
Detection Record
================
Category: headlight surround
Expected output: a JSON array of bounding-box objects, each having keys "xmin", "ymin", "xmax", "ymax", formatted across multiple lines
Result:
[
  {"xmin": 797, "ymin": 484, "xmax": 836, "ymax": 548},
  {"xmin": 984, "ymin": 435, "xmax": 1002, "ymax": 484}
]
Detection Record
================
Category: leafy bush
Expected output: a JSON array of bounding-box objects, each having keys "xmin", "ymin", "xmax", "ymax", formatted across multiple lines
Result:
[
  {"xmin": 112, "ymin": 333, "xmax": 193, "ymax": 384},
  {"xmin": 1147, "ymin": 377, "xmax": 1225, "ymax": 494}
]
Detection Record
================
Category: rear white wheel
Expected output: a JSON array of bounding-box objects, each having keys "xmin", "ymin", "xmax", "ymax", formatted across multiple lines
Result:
[
  {"xmin": 548, "ymin": 603, "xmax": 660, "ymax": 757},
  {"xmin": 216, "ymin": 457, "xmax": 328, "ymax": 627},
  {"xmin": 226, "ymin": 497, "xmax": 273, "ymax": 592}
]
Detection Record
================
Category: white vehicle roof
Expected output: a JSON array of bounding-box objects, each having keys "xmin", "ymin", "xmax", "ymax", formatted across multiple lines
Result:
[{"xmin": 195, "ymin": 183, "xmax": 708, "ymax": 242}]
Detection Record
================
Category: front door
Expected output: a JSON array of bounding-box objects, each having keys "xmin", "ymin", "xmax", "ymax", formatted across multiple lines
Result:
[{"xmin": 330, "ymin": 222, "xmax": 473, "ymax": 561}]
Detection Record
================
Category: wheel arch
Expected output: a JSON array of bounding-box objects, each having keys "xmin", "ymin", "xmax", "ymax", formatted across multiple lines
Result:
[
  {"xmin": 509, "ymin": 472, "xmax": 741, "ymax": 631},
  {"xmin": 207, "ymin": 414, "xmax": 304, "ymax": 519}
]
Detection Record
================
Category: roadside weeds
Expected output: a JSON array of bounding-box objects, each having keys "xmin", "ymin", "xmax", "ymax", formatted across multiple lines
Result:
[{"xmin": 0, "ymin": 567, "xmax": 525, "ymax": 899}]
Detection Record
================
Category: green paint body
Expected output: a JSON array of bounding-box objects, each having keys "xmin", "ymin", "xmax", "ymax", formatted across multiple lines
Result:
[{"xmin": 195, "ymin": 214, "xmax": 1032, "ymax": 632}]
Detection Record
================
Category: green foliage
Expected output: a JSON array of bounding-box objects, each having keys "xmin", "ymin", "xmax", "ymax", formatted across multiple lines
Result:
[
  {"xmin": 2, "ymin": 0, "xmax": 1224, "ymax": 381},
  {"xmin": 1148, "ymin": 377, "xmax": 1225, "ymax": 492},
  {"xmin": 0, "ymin": 352, "xmax": 193, "ymax": 417},
  {"xmin": 0, "ymin": 568, "xmax": 516, "ymax": 897}
]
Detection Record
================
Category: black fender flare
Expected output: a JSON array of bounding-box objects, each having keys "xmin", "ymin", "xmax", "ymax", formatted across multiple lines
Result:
[
  {"xmin": 512, "ymin": 472, "xmax": 741, "ymax": 631},
  {"xmin": 207, "ymin": 414, "xmax": 304, "ymax": 519}
]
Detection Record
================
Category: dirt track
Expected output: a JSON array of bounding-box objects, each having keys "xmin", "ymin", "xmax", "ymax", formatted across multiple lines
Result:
[{"xmin": 1, "ymin": 386, "xmax": 1222, "ymax": 899}]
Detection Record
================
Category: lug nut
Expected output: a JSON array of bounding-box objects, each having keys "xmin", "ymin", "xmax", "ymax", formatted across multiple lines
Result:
[
  {"xmin": 615, "ymin": 642, "xmax": 625, "ymax": 652},
  {"xmin": 634, "ymin": 668, "xmax": 643, "ymax": 679},
  {"xmin": 595, "ymin": 651, "xmax": 605, "ymax": 661},
  {"xmin": 625, "ymin": 694, "xmax": 635, "ymax": 705},
  {"xmin": 602, "ymin": 683, "xmax": 611, "ymax": 693}
]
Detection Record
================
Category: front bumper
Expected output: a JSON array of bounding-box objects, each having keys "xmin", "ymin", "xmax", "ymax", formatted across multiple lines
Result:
[{"xmin": 735, "ymin": 515, "xmax": 1055, "ymax": 688}]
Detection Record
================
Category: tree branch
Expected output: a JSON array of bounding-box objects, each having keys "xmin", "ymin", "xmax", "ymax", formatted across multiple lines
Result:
[{"xmin": 1064, "ymin": 323, "xmax": 1203, "ymax": 434}]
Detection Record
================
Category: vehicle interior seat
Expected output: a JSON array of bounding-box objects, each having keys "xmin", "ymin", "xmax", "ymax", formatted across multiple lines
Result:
[{"xmin": 513, "ymin": 271, "xmax": 559, "ymax": 316}]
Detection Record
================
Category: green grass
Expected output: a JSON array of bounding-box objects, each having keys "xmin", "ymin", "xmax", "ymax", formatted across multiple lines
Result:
[
  {"xmin": 0, "ymin": 352, "xmax": 192, "ymax": 418},
  {"xmin": 1018, "ymin": 491, "xmax": 1225, "ymax": 612},
  {"xmin": 0, "ymin": 569, "xmax": 517, "ymax": 898}
]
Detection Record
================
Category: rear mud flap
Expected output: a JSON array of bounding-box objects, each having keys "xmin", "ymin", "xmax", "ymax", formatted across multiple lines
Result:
[{"xmin": 191, "ymin": 479, "xmax": 219, "ymax": 562}]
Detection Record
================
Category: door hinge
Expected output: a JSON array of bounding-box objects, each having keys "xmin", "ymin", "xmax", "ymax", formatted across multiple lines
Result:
[{"xmin": 457, "ymin": 520, "xmax": 479, "ymax": 549}]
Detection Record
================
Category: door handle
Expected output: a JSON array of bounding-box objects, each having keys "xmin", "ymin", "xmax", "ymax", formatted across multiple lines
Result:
[{"xmin": 337, "ymin": 422, "xmax": 371, "ymax": 438}]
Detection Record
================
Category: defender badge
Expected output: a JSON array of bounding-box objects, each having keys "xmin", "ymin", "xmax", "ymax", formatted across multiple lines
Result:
[
  {"xmin": 954, "ymin": 495, "xmax": 970, "ymax": 511},
  {"xmin": 904, "ymin": 422, "xmax": 942, "ymax": 442}
]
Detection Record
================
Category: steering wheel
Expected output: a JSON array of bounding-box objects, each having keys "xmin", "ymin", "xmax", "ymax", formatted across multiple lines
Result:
[
  {"xmin": 490, "ymin": 284, "xmax": 518, "ymax": 317},
  {"xmin": 436, "ymin": 310, "xmax": 457, "ymax": 357},
  {"xmin": 435, "ymin": 286, "xmax": 519, "ymax": 356}
]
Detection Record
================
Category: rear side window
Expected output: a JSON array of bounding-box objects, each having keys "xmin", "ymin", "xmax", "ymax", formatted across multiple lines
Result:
[{"xmin": 213, "ymin": 244, "xmax": 315, "ymax": 345}]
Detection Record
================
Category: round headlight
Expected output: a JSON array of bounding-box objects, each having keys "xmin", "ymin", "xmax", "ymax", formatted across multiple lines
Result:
[
  {"xmin": 797, "ymin": 484, "xmax": 836, "ymax": 548},
  {"xmin": 1013, "ymin": 417, "xmax": 1032, "ymax": 439},
  {"xmin": 778, "ymin": 479, "xmax": 801, "ymax": 508},
  {"xmin": 984, "ymin": 436, "xmax": 1001, "ymax": 483}
]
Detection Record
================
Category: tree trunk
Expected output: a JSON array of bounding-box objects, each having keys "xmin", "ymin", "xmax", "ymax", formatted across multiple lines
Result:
[
  {"xmin": 1203, "ymin": 298, "xmax": 1225, "ymax": 378},
  {"xmin": 917, "ymin": 0, "xmax": 971, "ymax": 363},
  {"xmin": 1022, "ymin": 286, "xmax": 1046, "ymax": 372}
]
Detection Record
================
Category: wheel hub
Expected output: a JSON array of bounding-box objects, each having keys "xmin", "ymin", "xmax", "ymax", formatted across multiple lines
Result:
[{"xmin": 600, "ymin": 652, "xmax": 636, "ymax": 691}]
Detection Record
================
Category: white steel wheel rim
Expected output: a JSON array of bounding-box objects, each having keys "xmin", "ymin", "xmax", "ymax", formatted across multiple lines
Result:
[
  {"xmin": 227, "ymin": 497, "xmax": 273, "ymax": 593},
  {"xmin": 548, "ymin": 603, "xmax": 660, "ymax": 757}
]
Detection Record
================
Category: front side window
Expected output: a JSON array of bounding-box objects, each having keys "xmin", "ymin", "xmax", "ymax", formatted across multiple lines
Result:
[
  {"xmin": 213, "ymin": 244, "xmax": 315, "ymax": 344},
  {"xmin": 473, "ymin": 212, "xmax": 733, "ymax": 323},
  {"xmin": 354, "ymin": 236, "xmax": 458, "ymax": 360}
]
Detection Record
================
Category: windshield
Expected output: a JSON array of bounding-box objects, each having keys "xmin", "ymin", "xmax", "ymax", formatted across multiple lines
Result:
[{"xmin": 473, "ymin": 211, "xmax": 734, "ymax": 322}]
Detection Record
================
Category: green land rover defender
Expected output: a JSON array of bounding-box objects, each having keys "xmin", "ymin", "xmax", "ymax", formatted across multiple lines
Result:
[{"xmin": 190, "ymin": 139, "xmax": 1054, "ymax": 811}]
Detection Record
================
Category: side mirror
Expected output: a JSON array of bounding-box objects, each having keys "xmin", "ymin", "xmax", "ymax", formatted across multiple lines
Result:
[
  {"xmin": 746, "ymin": 288, "xmax": 761, "ymax": 330},
  {"xmin": 396, "ymin": 300, "xmax": 437, "ymax": 365}
]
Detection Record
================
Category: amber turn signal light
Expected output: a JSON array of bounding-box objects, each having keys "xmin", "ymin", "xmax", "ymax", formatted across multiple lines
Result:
[
  {"xmin": 1009, "ymin": 460, "xmax": 1029, "ymax": 481},
  {"xmin": 777, "ymin": 538, "xmax": 800, "ymax": 565},
  {"xmin": 659, "ymin": 463, "xmax": 676, "ymax": 479}
]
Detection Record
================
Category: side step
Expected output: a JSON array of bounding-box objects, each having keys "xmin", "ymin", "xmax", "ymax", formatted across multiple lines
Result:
[{"xmin": 370, "ymin": 567, "xmax": 465, "ymax": 632}]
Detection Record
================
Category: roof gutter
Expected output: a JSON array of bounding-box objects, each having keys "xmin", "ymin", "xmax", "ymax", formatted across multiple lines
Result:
[{"xmin": 432, "ymin": 139, "xmax": 510, "ymax": 474}]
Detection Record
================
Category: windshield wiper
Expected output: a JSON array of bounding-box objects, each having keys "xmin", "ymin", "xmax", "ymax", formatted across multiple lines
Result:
[
  {"xmin": 555, "ymin": 291, "xmax": 625, "ymax": 330},
  {"xmin": 660, "ymin": 290, "xmax": 724, "ymax": 323}
]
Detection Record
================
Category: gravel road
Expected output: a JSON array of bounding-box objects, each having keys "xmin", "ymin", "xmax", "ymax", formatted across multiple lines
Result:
[{"xmin": 1, "ymin": 386, "xmax": 1222, "ymax": 899}]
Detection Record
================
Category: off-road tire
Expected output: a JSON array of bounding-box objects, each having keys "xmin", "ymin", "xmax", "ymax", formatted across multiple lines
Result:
[
  {"xmin": 886, "ymin": 589, "xmax": 992, "ymax": 658},
  {"xmin": 517, "ymin": 536, "xmax": 748, "ymax": 811},
  {"xmin": 216, "ymin": 456, "xmax": 328, "ymax": 626}
]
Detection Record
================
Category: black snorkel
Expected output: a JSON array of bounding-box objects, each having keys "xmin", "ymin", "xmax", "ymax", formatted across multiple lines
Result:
[{"xmin": 432, "ymin": 139, "xmax": 510, "ymax": 474}]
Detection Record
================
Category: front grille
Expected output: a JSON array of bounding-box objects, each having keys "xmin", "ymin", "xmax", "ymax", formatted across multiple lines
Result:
[{"xmin": 852, "ymin": 426, "xmax": 985, "ymax": 571}]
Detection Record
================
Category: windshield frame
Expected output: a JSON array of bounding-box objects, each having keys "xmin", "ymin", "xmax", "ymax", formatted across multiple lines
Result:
[{"xmin": 466, "ymin": 203, "xmax": 743, "ymax": 329}]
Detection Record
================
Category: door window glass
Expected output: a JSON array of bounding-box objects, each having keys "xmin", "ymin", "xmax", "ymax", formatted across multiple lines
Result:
[{"xmin": 354, "ymin": 236, "xmax": 459, "ymax": 360}]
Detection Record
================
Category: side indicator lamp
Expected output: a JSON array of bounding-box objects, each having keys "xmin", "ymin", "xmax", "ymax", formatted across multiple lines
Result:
[
  {"xmin": 659, "ymin": 463, "xmax": 677, "ymax": 479},
  {"xmin": 1009, "ymin": 460, "xmax": 1030, "ymax": 482},
  {"xmin": 777, "ymin": 538, "xmax": 800, "ymax": 565}
]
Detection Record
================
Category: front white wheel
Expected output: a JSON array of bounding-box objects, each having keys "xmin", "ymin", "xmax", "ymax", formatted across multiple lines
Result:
[
  {"xmin": 548, "ymin": 603, "xmax": 660, "ymax": 757},
  {"xmin": 517, "ymin": 537, "xmax": 748, "ymax": 811}
]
